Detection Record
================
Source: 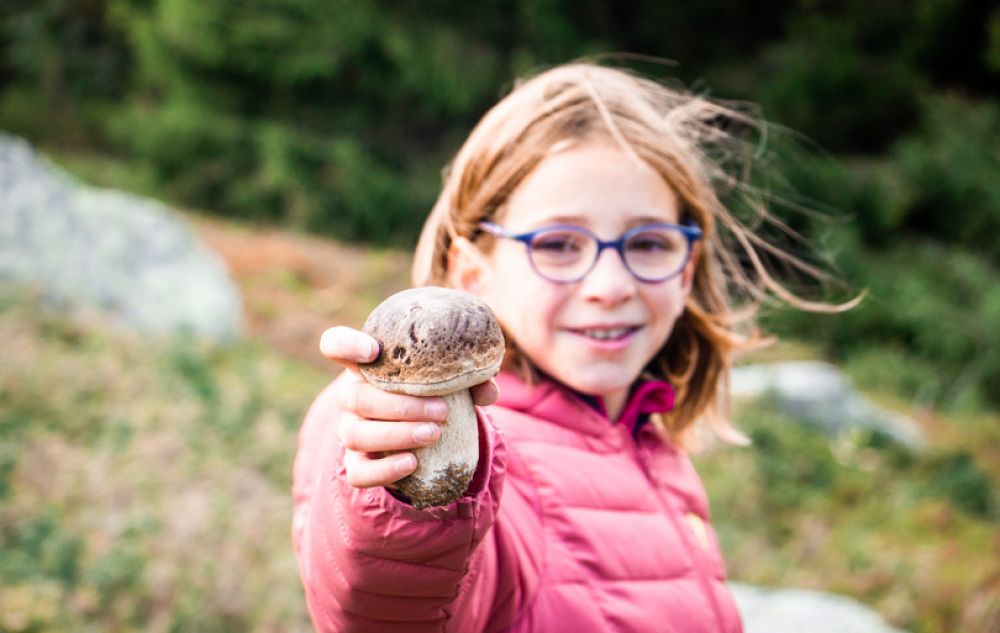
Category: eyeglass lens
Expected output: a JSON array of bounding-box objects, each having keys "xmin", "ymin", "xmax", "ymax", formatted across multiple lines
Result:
[{"xmin": 528, "ymin": 227, "xmax": 690, "ymax": 282}]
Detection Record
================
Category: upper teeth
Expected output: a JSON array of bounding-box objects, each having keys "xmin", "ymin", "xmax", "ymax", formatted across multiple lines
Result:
[{"xmin": 582, "ymin": 327, "xmax": 631, "ymax": 340}]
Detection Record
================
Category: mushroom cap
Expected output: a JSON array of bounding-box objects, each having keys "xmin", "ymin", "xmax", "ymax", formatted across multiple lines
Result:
[{"xmin": 359, "ymin": 287, "xmax": 505, "ymax": 396}]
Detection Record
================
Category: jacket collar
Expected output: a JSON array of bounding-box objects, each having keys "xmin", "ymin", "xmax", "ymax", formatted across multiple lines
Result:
[{"xmin": 493, "ymin": 370, "xmax": 675, "ymax": 437}]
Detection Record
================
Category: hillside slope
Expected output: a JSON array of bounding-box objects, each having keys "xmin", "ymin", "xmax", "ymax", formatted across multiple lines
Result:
[{"xmin": 1, "ymin": 217, "xmax": 996, "ymax": 632}]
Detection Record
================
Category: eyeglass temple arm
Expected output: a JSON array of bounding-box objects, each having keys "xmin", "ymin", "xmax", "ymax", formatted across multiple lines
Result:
[
  {"xmin": 478, "ymin": 221, "xmax": 535, "ymax": 244},
  {"xmin": 682, "ymin": 219, "xmax": 702, "ymax": 240}
]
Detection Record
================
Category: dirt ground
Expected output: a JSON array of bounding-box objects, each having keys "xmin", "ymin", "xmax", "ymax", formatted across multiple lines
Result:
[{"xmin": 190, "ymin": 214, "xmax": 412, "ymax": 373}]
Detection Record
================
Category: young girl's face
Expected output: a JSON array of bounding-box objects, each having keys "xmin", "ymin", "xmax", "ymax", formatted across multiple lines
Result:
[{"xmin": 467, "ymin": 142, "xmax": 696, "ymax": 418}]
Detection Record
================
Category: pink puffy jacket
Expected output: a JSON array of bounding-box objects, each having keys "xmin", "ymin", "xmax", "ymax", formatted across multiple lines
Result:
[{"xmin": 292, "ymin": 371, "xmax": 743, "ymax": 632}]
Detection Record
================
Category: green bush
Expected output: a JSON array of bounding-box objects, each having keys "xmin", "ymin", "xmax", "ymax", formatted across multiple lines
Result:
[
  {"xmin": 0, "ymin": 0, "xmax": 131, "ymax": 143},
  {"xmin": 893, "ymin": 95, "xmax": 1000, "ymax": 264},
  {"xmin": 1, "ymin": 508, "xmax": 83, "ymax": 586},
  {"xmin": 749, "ymin": 93, "xmax": 1000, "ymax": 410},
  {"xmin": 2, "ymin": 0, "xmax": 998, "ymax": 408},
  {"xmin": 924, "ymin": 451, "xmax": 996, "ymax": 518},
  {"xmin": 753, "ymin": 15, "xmax": 922, "ymax": 153},
  {"xmin": 4, "ymin": 0, "xmax": 997, "ymax": 248},
  {"xmin": 764, "ymin": 240, "xmax": 1000, "ymax": 409},
  {"xmin": 96, "ymin": 0, "xmax": 517, "ymax": 243},
  {"xmin": 749, "ymin": 413, "xmax": 837, "ymax": 524}
]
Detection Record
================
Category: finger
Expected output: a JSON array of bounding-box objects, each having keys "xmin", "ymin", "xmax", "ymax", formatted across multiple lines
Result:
[
  {"xmin": 338, "ymin": 418, "xmax": 441, "ymax": 453},
  {"xmin": 343, "ymin": 449, "xmax": 417, "ymax": 488},
  {"xmin": 319, "ymin": 326, "xmax": 379, "ymax": 371},
  {"xmin": 337, "ymin": 379, "xmax": 449, "ymax": 422},
  {"xmin": 470, "ymin": 379, "xmax": 500, "ymax": 406}
]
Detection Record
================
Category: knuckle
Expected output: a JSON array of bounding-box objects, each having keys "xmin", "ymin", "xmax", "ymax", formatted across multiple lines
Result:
[
  {"xmin": 337, "ymin": 417, "xmax": 355, "ymax": 448},
  {"xmin": 345, "ymin": 469, "xmax": 364, "ymax": 488},
  {"xmin": 395, "ymin": 396, "xmax": 423, "ymax": 420},
  {"xmin": 354, "ymin": 384, "xmax": 380, "ymax": 418},
  {"xmin": 395, "ymin": 397, "xmax": 409, "ymax": 419},
  {"xmin": 338, "ymin": 381, "xmax": 361, "ymax": 414},
  {"xmin": 342, "ymin": 453, "xmax": 369, "ymax": 488},
  {"xmin": 342, "ymin": 452, "xmax": 358, "ymax": 481}
]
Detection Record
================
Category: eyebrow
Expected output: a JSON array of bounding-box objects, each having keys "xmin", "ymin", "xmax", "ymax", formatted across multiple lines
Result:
[{"xmin": 526, "ymin": 211, "xmax": 679, "ymax": 229}]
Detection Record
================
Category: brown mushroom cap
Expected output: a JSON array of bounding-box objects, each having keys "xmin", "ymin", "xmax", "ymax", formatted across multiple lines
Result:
[{"xmin": 359, "ymin": 287, "xmax": 505, "ymax": 396}]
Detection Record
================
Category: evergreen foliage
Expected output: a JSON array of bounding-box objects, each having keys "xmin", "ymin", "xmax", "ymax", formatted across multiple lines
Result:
[{"xmin": 1, "ymin": 1, "xmax": 998, "ymax": 406}]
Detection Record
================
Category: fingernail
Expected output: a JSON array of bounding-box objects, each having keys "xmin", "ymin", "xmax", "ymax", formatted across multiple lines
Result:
[
  {"xmin": 365, "ymin": 339, "xmax": 379, "ymax": 360},
  {"xmin": 424, "ymin": 401, "xmax": 448, "ymax": 420},
  {"xmin": 413, "ymin": 424, "xmax": 438, "ymax": 444},
  {"xmin": 395, "ymin": 453, "xmax": 416, "ymax": 475}
]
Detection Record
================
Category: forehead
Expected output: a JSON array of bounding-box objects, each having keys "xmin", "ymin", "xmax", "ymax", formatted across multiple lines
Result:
[{"xmin": 501, "ymin": 142, "xmax": 681, "ymax": 230}]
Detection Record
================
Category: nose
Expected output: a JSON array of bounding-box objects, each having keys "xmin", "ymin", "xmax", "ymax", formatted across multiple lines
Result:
[{"xmin": 579, "ymin": 247, "xmax": 637, "ymax": 305}]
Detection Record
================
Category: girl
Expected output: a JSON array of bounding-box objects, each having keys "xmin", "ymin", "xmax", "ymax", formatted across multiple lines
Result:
[{"xmin": 293, "ymin": 62, "xmax": 840, "ymax": 632}]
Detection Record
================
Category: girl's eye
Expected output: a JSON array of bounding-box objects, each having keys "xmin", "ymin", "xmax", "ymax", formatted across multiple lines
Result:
[
  {"xmin": 533, "ymin": 231, "xmax": 585, "ymax": 253},
  {"xmin": 627, "ymin": 232, "xmax": 676, "ymax": 253}
]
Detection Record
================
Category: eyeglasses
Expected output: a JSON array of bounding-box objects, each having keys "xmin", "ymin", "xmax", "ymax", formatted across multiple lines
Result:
[{"xmin": 478, "ymin": 220, "xmax": 702, "ymax": 284}]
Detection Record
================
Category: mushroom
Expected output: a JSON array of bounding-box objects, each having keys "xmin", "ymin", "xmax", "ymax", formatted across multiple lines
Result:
[{"xmin": 359, "ymin": 286, "xmax": 505, "ymax": 510}]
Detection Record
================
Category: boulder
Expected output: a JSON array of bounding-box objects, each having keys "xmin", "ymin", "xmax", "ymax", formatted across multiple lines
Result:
[
  {"xmin": 730, "ymin": 582, "xmax": 908, "ymax": 633},
  {"xmin": 731, "ymin": 361, "xmax": 925, "ymax": 449},
  {"xmin": 0, "ymin": 133, "xmax": 242, "ymax": 341}
]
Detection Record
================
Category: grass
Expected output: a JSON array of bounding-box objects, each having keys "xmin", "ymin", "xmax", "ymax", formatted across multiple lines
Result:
[
  {"xmin": 695, "ymin": 396, "xmax": 999, "ymax": 632},
  {"xmin": 0, "ymin": 286, "xmax": 328, "ymax": 632},
  {"xmin": 1, "ymin": 198, "xmax": 996, "ymax": 631}
]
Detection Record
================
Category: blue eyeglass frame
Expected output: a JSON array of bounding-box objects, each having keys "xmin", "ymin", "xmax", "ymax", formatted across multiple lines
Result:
[{"xmin": 477, "ymin": 220, "xmax": 703, "ymax": 284}]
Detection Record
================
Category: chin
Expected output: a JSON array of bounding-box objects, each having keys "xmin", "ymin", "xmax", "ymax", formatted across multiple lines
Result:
[{"xmin": 559, "ymin": 370, "xmax": 635, "ymax": 398}]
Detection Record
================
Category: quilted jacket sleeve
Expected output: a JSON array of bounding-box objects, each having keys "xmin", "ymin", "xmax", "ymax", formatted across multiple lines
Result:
[{"xmin": 291, "ymin": 376, "xmax": 513, "ymax": 632}]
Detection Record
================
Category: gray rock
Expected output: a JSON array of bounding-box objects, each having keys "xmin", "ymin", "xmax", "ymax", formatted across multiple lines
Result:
[
  {"xmin": 0, "ymin": 133, "xmax": 242, "ymax": 341},
  {"xmin": 731, "ymin": 361, "xmax": 925, "ymax": 449},
  {"xmin": 730, "ymin": 582, "xmax": 908, "ymax": 633}
]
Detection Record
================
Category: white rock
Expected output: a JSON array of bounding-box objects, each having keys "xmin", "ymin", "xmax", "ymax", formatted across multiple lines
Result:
[
  {"xmin": 0, "ymin": 133, "xmax": 242, "ymax": 341},
  {"xmin": 731, "ymin": 583, "xmax": 908, "ymax": 633},
  {"xmin": 731, "ymin": 361, "xmax": 925, "ymax": 449}
]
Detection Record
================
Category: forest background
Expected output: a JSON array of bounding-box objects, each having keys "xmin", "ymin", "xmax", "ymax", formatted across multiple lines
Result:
[{"xmin": 1, "ymin": 1, "xmax": 998, "ymax": 632}]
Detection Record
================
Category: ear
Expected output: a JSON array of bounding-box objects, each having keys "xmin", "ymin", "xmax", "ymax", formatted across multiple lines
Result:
[{"xmin": 447, "ymin": 236, "xmax": 491, "ymax": 295}]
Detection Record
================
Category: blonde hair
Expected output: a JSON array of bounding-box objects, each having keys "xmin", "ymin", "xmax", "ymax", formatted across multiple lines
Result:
[{"xmin": 413, "ymin": 61, "xmax": 855, "ymax": 448}]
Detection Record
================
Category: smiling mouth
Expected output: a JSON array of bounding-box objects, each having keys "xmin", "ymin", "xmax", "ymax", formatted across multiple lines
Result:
[{"xmin": 569, "ymin": 326, "xmax": 642, "ymax": 341}]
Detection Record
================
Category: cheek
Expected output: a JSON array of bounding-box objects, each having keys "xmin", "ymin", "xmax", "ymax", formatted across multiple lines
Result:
[
  {"xmin": 482, "ymin": 270, "xmax": 564, "ymax": 355},
  {"xmin": 647, "ymin": 285, "xmax": 688, "ymax": 337},
  {"xmin": 482, "ymin": 244, "xmax": 552, "ymax": 307},
  {"xmin": 499, "ymin": 278, "xmax": 560, "ymax": 333}
]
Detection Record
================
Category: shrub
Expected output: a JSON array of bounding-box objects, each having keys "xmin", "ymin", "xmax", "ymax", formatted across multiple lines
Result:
[
  {"xmin": 893, "ymin": 95, "xmax": 1000, "ymax": 264},
  {"xmin": 923, "ymin": 451, "xmax": 996, "ymax": 518}
]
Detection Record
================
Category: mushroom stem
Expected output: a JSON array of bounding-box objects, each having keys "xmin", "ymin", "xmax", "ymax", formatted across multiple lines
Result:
[{"xmin": 398, "ymin": 388, "xmax": 478, "ymax": 509}]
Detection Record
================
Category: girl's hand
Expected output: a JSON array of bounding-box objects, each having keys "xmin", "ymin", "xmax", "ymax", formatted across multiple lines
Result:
[{"xmin": 319, "ymin": 326, "xmax": 500, "ymax": 489}]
